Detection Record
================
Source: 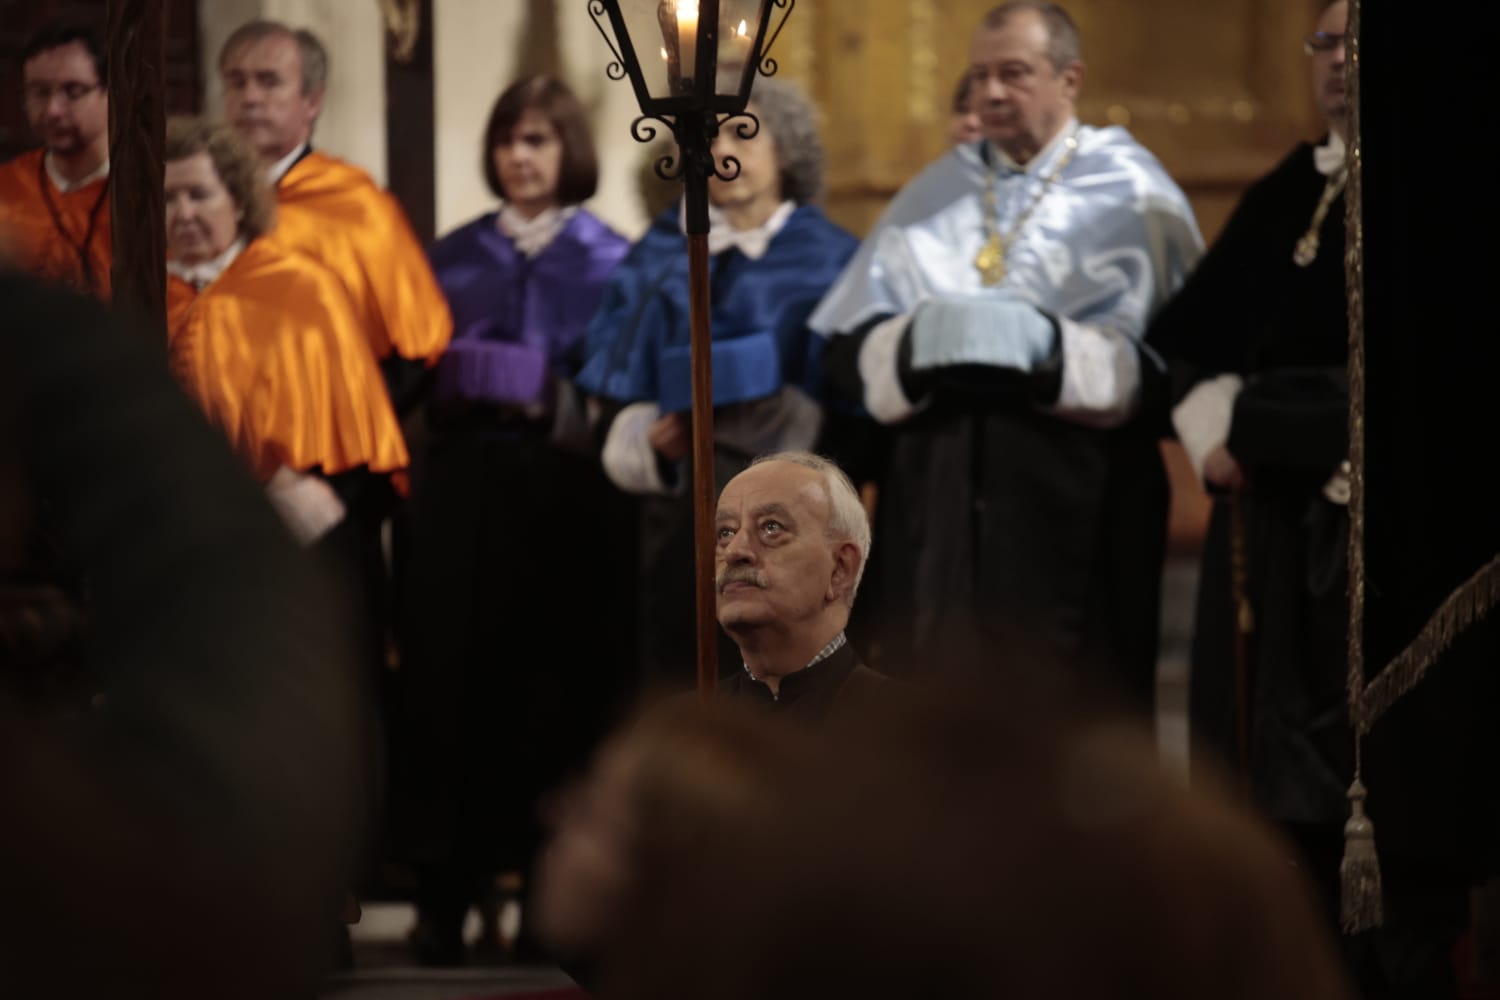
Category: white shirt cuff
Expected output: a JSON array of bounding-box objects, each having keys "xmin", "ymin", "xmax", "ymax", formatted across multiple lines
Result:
[
  {"xmin": 1045, "ymin": 316, "xmax": 1142, "ymax": 428},
  {"xmin": 858, "ymin": 315, "xmax": 923, "ymax": 425},
  {"xmin": 601, "ymin": 401, "xmax": 674, "ymax": 495},
  {"xmin": 1171, "ymin": 373, "xmax": 1244, "ymax": 483},
  {"xmin": 264, "ymin": 466, "xmax": 346, "ymax": 546}
]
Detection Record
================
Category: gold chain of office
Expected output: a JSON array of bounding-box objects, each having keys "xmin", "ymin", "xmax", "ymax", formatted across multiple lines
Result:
[{"xmin": 974, "ymin": 133, "xmax": 1079, "ymax": 286}]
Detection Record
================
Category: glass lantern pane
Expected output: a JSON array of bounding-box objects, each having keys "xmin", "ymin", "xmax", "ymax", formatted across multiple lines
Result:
[
  {"xmin": 715, "ymin": 0, "xmax": 770, "ymax": 99},
  {"xmin": 612, "ymin": 0, "xmax": 697, "ymax": 100}
]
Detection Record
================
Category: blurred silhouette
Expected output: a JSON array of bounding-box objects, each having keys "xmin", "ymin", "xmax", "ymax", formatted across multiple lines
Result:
[
  {"xmin": 0, "ymin": 271, "xmax": 363, "ymax": 998},
  {"xmin": 535, "ymin": 671, "xmax": 1353, "ymax": 1000}
]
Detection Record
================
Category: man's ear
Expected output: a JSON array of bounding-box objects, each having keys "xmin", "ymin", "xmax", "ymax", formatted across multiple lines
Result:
[
  {"xmin": 304, "ymin": 88, "xmax": 325, "ymax": 125},
  {"xmin": 827, "ymin": 541, "xmax": 863, "ymax": 606},
  {"xmin": 1059, "ymin": 60, "xmax": 1085, "ymax": 102}
]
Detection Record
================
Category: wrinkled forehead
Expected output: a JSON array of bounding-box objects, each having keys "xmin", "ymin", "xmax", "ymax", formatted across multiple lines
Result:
[
  {"xmin": 717, "ymin": 462, "xmax": 828, "ymax": 519},
  {"xmin": 970, "ymin": 12, "xmax": 1050, "ymax": 67},
  {"xmin": 223, "ymin": 32, "xmax": 302, "ymax": 74}
]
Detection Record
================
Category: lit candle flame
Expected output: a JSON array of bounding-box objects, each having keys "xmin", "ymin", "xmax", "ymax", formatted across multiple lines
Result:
[
  {"xmin": 736, "ymin": 19, "xmax": 748, "ymax": 37},
  {"xmin": 676, "ymin": 0, "xmax": 699, "ymax": 79}
]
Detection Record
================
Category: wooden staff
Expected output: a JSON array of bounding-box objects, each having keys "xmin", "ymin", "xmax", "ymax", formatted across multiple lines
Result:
[
  {"xmin": 683, "ymin": 135, "xmax": 717, "ymax": 699},
  {"xmin": 106, "ymin": 0, "xmax": 166, "ymax": 339}
]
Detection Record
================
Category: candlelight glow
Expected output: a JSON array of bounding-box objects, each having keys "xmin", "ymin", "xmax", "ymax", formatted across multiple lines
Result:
[{"xmin": 677, "ymin": 0, "xmax": 699, "ymax": 79}]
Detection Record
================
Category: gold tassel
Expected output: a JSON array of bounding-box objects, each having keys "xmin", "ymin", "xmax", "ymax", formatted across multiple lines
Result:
[{"xmin": 1339, "ymin": 778, "xmax": 1383, "ymax": 932}]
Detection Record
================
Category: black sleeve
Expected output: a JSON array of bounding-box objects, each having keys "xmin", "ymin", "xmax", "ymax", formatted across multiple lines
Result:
[
  {"xmin": 1145, "ymin": 167, "xmax": 1288, "ymax": 390},
  {"xmin": 1226, "ymin": 366, "xmax": 1348, "ymax": 475},
  {"xmin": 590, "ymin": 396, "xmax": 625, "ymax": 457},
  {"xmin": 381, "ymin": 352, "xmax": 435, "ymax": 416},
  {"xmin": 820, "ymin": 315, "xmax": 890, "ymax": 407}
]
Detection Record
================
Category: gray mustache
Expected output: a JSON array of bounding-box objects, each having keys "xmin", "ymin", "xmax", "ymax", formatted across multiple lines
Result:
[{"xmin": 717, "ymin": 566, "xmax": 767, "ymax": 592}]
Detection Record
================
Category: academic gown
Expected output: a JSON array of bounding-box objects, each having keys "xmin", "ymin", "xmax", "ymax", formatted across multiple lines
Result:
[
  {"xmin": 168, "ymin": 235, "xmax": 410, "ymax": 878},
  {"xmin": 270, "ymin": 150, "xmax": 452, "ymax": 407},
  {"xmin": 812, "ymin": 128, "xmax": 1202, "ymax": 701},
  {"xmin": 166, "ymin": 237, "xmax": 409, "ymax": 484},
  {"xmin": 269, "ymin": 149, "xmax": 450, "ymax": 781},
  {"xmin": 576, "ymin": 202, "xmax": 859, "ymax": 688},
  {"xmin": 0, "ymin": 149, "xmax": 111, "ymax": 300},
  {"xmin": 718, "ymin": 641, "xmax": 889, "ymax": 726},
  {"xmin": 393, "ymin": 208, "xmax": 633, "ymax": 934},
  {"xmin": 1146, "ymin": 140, "xmax": 1350, "ymax": 828}
]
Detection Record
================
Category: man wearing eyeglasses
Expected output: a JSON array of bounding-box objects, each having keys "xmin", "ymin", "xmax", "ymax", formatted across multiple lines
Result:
[
  {"xmin": 1143, "ymin": 2, "xmax": 1460, "ymax": 996},
  {"xmin": 809, "ymin": 2, "xmax": 1202, "ymax": 701},
  {"xmin": 0, "ymin": 22, "xmax": 111, "ymax": 299}
]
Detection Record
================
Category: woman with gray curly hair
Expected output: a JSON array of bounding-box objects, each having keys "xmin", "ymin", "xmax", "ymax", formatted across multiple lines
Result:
[{"xmin": 576, "ymin": 78, "xmax": 860, "ymax": 688}]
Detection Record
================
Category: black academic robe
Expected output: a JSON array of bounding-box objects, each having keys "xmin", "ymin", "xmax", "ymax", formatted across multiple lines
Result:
[
  {"xmin": 1146, "ymin": 141, "xmax": 1350, "ymax": 826},
  {"xmin": 718, "ymin": 640, "xmax": 887, "ymax": 725},
  {"xmin": 389, "ymin": 216, "xmax": 636, "ymax": 943},
  {"xmin": 823, "ymin": 347, "xmax": 1167, "ymax": 709}
]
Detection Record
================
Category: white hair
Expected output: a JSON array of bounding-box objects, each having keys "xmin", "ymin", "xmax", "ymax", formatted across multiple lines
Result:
[{"xmin": 751, "ymin": 451, "xmax": 872, "ymax": 605}]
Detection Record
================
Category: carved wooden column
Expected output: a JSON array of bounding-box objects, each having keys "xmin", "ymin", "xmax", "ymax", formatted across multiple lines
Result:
[
  {"xmin": 107, "ymin": 0, "xmax": 166, "ymax": 338},
  {"xmin": 384, "ymin": 0, "xmax": 435, "ymax": 242}
]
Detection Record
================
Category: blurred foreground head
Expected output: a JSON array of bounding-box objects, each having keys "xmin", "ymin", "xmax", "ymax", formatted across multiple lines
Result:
[
  {"xmin": 0, "ymin": 274, "xmax": 362, "ymax": 998},
  {"xmin": 536, "ymin": 675, "xmax": 1352, "ymax": 1000}
]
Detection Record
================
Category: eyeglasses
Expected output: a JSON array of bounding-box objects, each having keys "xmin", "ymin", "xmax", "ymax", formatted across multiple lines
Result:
[
  {"xmin": 23, "ymin": 82, "xmax": 103, "ymax": 107},
  {"xmin": 1303, "ymin": 32, "xmax": 1346, "ymax": 55}
]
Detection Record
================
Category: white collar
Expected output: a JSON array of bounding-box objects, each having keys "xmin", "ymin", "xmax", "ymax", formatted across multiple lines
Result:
[
  {"xmin": 267, "ymin": 142, "xmax": 310, "ymax": 185},
  {"xmin": 694, "ymin": 199, "xmax": 796, "ymax": 260},
  {"xmin": 988, "ymin": 117, "xmax": 1080, "ymax": 174},
  {"xmin": 1314, "ymin": 131, "xmax": 1347, "ymax": 176},
  {"xmin": 497, "ymin": 203, "xmax": 578, "ymax": 258},
  {"xmin": 44, "ymin": 153, "xmax": 109, "ymax": 193},
  {"xmin": 168, "ymin": 237, "xmax": 247, "ymax": 290}
]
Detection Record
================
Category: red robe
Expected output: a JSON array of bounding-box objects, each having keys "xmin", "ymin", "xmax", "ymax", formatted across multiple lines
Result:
[
  {"xmin": 167, "ymin": 237, "xmax": 409, "ymax": 483},
  {"xmin": 0, "ymin": 149, "xmax": 111, "ymax": 300},
  {"xmin": 270, "ymin": 151, "xmax": 451, "ymax": 365}
]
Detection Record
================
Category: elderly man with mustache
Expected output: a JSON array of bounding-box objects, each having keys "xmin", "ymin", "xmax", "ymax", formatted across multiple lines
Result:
[{"xmin": 713, "ymin": 452, "xmax": 886, "ymax": 720}]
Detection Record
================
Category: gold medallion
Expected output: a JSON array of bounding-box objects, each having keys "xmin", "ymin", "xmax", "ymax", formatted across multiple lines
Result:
[
  {"xmin": 975, "ymin": 235, "xmax": 1007, "ymax": 285},
  {"xmin": 974, "ymin": 132, "xmax": 1079, "ymax": 288}
]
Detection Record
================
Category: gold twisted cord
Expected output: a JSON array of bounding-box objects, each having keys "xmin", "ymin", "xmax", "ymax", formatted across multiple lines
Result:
[{"xmin": 1294, "ymin": 168, "xmax": 1348, "ymax": 267}]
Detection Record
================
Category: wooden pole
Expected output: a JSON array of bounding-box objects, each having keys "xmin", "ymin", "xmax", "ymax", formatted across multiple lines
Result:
[
  {"xmin": 106, "ymin": 0, "xmax": 166, "ymax": 339},
  {"xmin": 684, "ymin": 151, "xmax": 717, "ymax": 699},
  {"xmin": 688, "ymin": 230, "xmax": 717, "ymax": 698}
]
